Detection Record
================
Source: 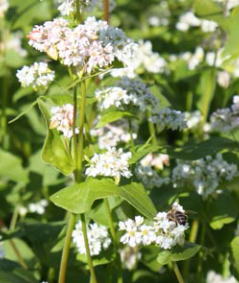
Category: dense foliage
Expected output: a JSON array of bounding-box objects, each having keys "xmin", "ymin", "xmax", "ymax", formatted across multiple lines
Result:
[{"xmin": 1, "ymin": 1, "xmax": 239, "ymax": 283}]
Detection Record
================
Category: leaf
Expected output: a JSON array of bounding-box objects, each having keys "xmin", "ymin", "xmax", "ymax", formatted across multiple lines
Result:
[
  {"xmin": 0, "ymin": 149, "xmax": 28, "ymax": 183},
  {"xmin": 8, "ymin": 100, "xmax": 38, "ymax": 124},
  {"xmin": 230, "ymin": 237, "xmax": 239, "ymax": 280},
  {"xmin": 166, "ymin": 137, "xmax": 239, "ymax": 160},
  {"xmin": 50, "ymin": 178, "xmax": 157, "ymax": 219},
  {"xmin": 96, "ymin": 111, "xmax": 136, "ymax": 129},
  {"xmin": 157, "ymin": 242, "xmax": 201, "ymax": 265},
  {"xmin": 208, "ymin": 190, "xmax": 238, "ymax": 229},
  {"xmin": 37, "ymin": 97, "xmax": 75, "ymax": 176},
  {"xmin": 129, "ymin": 145, "xmax": 160, "ymax": 164},
  {"xmin": 0, "ymin": 259, "xmax": 38, "ymax": 283}
]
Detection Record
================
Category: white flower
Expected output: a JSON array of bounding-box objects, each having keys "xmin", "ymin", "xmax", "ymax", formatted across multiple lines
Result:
[
  {"xmin": 119, "ymin": 218, "xmax": 143, "ymax": 247},
  {"xmin": 217, "ymin": 71, "xmax": 231, "ymax": 88},
  {"xmin": 50, "ymin": 104, "xmax": 79, "ymax": 138},
  {"xmin": 28, "ymin": 199, "xmax": 48, "ymax": 215},
  {"xmin": 200, "ymin": 20, "xmax": 218, "ymax": 32},
  {"xmin": 3, "ymin": 31, "xmax": 27, "ymax": 57},
  {"xmin": 19, "ymin": 206, "xmax": 28, "ymax": 216},
  {"xmin": 85, "ymin": 147, "xmax": 132, "ymax": 179},
  {"xmin": 16, "ymin": 62, "xmax": 55, "ymax": 90},
  {"xmin": 207, "ymin": 270, "xmax": 238, "ymax": 283},
  {"xmin": 176, "ymin": 11, "xmax": 201, "ymax": 31},
  {"xmin": 120, "ymin": 246, "xmax": 142, "ymax": 270},
  {"xmin": 140, "ymin": 153, "xmax": 170, "ymax": 170},
  {"xmin": 72, "ymin": 221, "xmax": 111, "ymax": 256},
  {"xmin": 150, "ymin": 108, "xmax": 188, "ymax": 131},
  {"xmin": 0, "ymin": 0, "xmax": 8, "ymax": 17},
  {"xmin": 185, "ymin": 111, "xmax": 202, "ymax": 129}
]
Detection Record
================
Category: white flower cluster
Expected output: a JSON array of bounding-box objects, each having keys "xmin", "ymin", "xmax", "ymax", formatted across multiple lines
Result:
[
  {"xmin": 57, "ymin": 0, "xmax": 97, "ymax": 16},
  {"xmin": 96, "ymin": 77, "xmax": 158, "ymax": 111},
  {"xmin": 0, "ymin": 0, "xmax": 8, "ymax": 18},
  {"xmin": 85, "ymin": 147, "xmax": 132, "ymax": 179},
  {"xmin": 0, "ymin": 31, "xmax": 27, "ymax": 58},
  {"xmin": 150, "ymin": 108, "xmax": 188, "ymax": 131},
  {"xmin": 119, "ymin": 203, "xmax": 189, "ymax": 250},
  {"xmin": 120, "ymin": 246, "xmax": 142, "ymax": 270},
  {"xmin": 50, "ymin": 104, "xmax": 79, "ymax": 138},
  {"xmin": 185, "ymin": 110, "xmax": 202, "ymax": 130},
  {"xmin": 214, "ymin": 0, "xmax": 239, "ymax": 14},
  {"xmin": 19, "ymin": 200, "xmax": 48, "ymax": 216},
  {"xmin": 28, "ymin": 17, "xmax": 137, "ymax": 74},
  {"xmin": 135, "ymin": 165, "xmax": 170, "ymax": 189},
  {"xmin": 140, "ymin": 153, "xmax": 170, "ymax": 170},
  {"xmin": 207, "ymin": 270, "xmax": 238, "ymax": 283},
  {"xmin": 217, "ymin": 71, "xmax": 231, "ymax": 88},
  {"xmin": 72, "ymin": 221, "xmax": 111, "ymax": 256},
  {"xmin": 210, "ymin": 95, "xmax": 239, "ymax": 132},
  {"xmin": 176, "ymin": 11, "xmax": 218, "ymax": 33},
  {"xmin": 16, "ymin": 62, "xmax": 55, "ymax": 90},
  {"xmin": 91, "ymin": 120, "xmax": 137, "ymax": 149},
  {"xmin": 172, "ymin": 154, "xmax": 238, "ymax": 196},
  {"xmin": 0, "ymin": 236, "xmax": 5, "ymax": 259}
]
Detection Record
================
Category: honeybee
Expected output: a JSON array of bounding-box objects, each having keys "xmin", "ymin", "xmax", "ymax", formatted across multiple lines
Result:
[{"xmin": 167, "ymin": 208, "xmax": 188, "ymax": 226}]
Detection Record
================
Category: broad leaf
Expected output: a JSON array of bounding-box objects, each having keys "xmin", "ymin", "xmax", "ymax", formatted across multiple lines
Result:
[
  {"xmin": 37, "ymin": 97, "xmax": 75, "ymax": 175},
  {"xmin": 0, "ymin": 149, "xmax": 28, "ymax": 183},
  {"xmin": 129, "ymin": 145, "xmax": 160, "ymax": 164},
  {"xmin": 157, "ymin": 242, "xmax": 201, "ymax": 265},
  {"xmin": 96, "ymin": 111, "xmax": 136, "ymax": 129},
  {"xmin": 50, "ymin": 178, "xmax": 157, "ymax": 219}
]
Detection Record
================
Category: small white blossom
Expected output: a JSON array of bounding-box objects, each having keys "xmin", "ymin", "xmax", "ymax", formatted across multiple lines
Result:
[
  {"xmin": 72, "ymin": 221, "xmax": 111, "ymax": 256},
  {"xmin": 85, "ymin": 147, "xmax": 132, "ymax": 179},
  {"xmin": 140, "ymin": 153, "xmax": 170, "ymax": 170},
  {"xmin": 217, "ymin": 71, "xmax": 231, "ymax": 88},
  {"xmin": 150, "ymin": 108, "xmax": 188, "ymax": 131},
  {"xmin": 185, "ymin": 111, "xmax": 202, "ymax": 129},
  {"xmin": 120, "ymin": 246, "xmax": 142, "ymax": 270},
  {"xmin": 0, "ymin": 0, "xmax": 8, "ymax": 17},
  {"xmin": 207, "ymin": 270, "xmax": 238, "ymax": 283},
  {"xmin": 16, "ymin": 62, "xmax": 55, "ymax": 90},
  {"xmin": 28, "ymin": 199, "xmax": 48, "ymax": 215},
  {"xmin": 50, "ymin": 104, "xmax": 79, "ymax": 138}
]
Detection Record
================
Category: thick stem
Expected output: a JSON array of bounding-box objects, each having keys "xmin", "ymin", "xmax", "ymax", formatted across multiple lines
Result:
[
  {"xmin": 73, "ymin": 86, "xmax": 79, "ymax": 177},
  {"xmin": 173, "ymin": 262, "xmax": 186, "ymax": 283},
  {"xmin": 128, "ymin": 119, "xmax": 135, "ymax": 154},
  {"xmin": 104, "ymin": 0, "xmax": 110, "ymax": 23},
  {"xmin": 80, "ymin": 214, "xmax": 98, "ymax": 283},
  {"xmin": 58, "ymin": 214, "xmax": 76, "ymax": 283},
  {"xmin": 147, "ymin": 109, "xmax": 157, "ymax": 146}
]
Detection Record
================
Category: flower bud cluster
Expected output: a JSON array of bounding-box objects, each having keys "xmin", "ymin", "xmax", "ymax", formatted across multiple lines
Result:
[
  {"xmin": 172, "ymin": 154, "xmax": 238, "ymax": 196},
  {"xmin": 91, "ymin": 120, "xmax": 137, "ymax": 149},
  {"xmin": 72, "ymin": 221, "xmax": 111, "ymax": 256},
  {"xmin": 96, "ymin": 77, "xmax": 158, "ymax": 111},
  {"xmin": 119, "ymin": 203, "xmax": 189, "ymax": 250},
  {"xmin": 210, "ymin": 95, "xmax": 239, "ymax": 132},
  {"xmin": 50, "ymin": 104, "xmax": 79, "ymax": 138},
  {"xmin": 16, "ymin": 62, "xmax": 55, "ymax": 90},
  {"xmin": 28, "ymin": 17, "xmax": 137, "ymax": 74},
  {"xmin": 85, "ymin": 147, "xmax": 132, "ymax": 179},
  {"xmin": 150, "ymin": 108, "xmax": 188, "ymax": 131}
]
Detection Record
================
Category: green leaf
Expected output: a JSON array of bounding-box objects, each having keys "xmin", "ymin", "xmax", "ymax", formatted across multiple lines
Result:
[
  {"xmin": 9, "ymin": 100, "xmax": 38, "ymax": 124},
  {"xmin": 129, "ymin": 145, "xmax": 160, "ymax": 164},
  {"xmin": 157, "ymin": 242, "xmax": 201, "ymax": 265},
  {"xmin": 0, "ymin": 149, "xmax": 28, "ymax": 183},
  {"xmin": 208, "ymin": 190, "xmax": 238, "ymax": 229},
  {"xmin": 96, "ymin": 111, "xmax": 136, "ymax": 129},
  {"xmin": 0, "ymin": 259, "xmax": 38, "ymax": 283},
  {"xmin": 230, "ymin": 237, "xmax": 239, "ymax": 280},
  {"xmin": 50, "ymin": 178, "xmax": 157, "ymax": 219},
  {"xmin": 166, "ymin": 137, "xmax": 239, "ymax": 160},
  {"xmin": 37, "ymin": 97, "xmax": 75, "ymax": 176}
]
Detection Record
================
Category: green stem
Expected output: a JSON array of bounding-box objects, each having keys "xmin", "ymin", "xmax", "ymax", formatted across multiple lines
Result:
[
  {"xmin": 58, "ymin": 214, "xmax": 76, "ymax": 283},
  {"xmin": 80, "ymin": 214, "xmax": 98, "ymax": 283},
  {"xmin": 104, "ymin": 198, "xmax": 123, "ymax": 283},
  {"xmin": 197, "ymin": 221, "xmax": 206, "ymax": 283},
  {"xmin": 73, "ymin": 86, "xmax": 79, "ymax": 175},
  {"xmin": 147, "ymin": 109, "xmax": 157, "ymax": 146},
  {"xmin": 128, "ymin": 119, "xmax": 135, "ymax": 154},
  {"xmin": 76, "ymin": 0, "xmax": 81, "ymax": 24},
  {"xmin": 10, "ymin": 206, "xmax": 19, "ymax": 231},
  {"xmin": 173, "ymin": 262, "xmax": 186, "ymax": 283}
]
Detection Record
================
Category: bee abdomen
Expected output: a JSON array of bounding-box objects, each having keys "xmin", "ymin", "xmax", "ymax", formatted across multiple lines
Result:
[{"xmin": 175, "ymin": 211, "xmax": 187, "ymax": 226}]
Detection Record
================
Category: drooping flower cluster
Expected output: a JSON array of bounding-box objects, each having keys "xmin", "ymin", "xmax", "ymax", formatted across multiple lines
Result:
[
  {"xmin": 135, "ymin": 153, "xmax": 170, "ymax": 189},
  {"xmin": 176, "ymin": 11, "xmax": 218, "ymax": 33},
  {"xmin": 19, "ymin": 200, "xmax": 48, "ymax": 216},
  {"xmin": 16, "ymin": 62, "xmax": 55, "ymax": 90},
  {"xmin": 0, "ymin": 236, "xmax": 5, "ymax": 259},
  {"xmin": 96, "ymin": 77, "xmax": 158, "ymax": 111},
  {"xmin": 0, "ymin": 0, "xmax": 8, "ymax": 18},
  {"xmin": 172, "ymin": 154, "xmax": 238, "ymax": 196},
  {"xmin": 150, "ymin": 108, "xmax": 188, "ymax": 131},
  {"xmin": 119, "ymin": 203, "xmax": 189, "ymax": 250},
  {"xmin": 85, "ymin": 147, "xmax": 132, "ymax": 179},
  {"xmin": 28, "ymin": 17, "xmax": 137, "ymax": 74},
  {"xmin": 210, "ymin": 95, "xmax": 239, "ymax": 132},
  {"xmin": 50, "ymin": 104, "xmax": 79, "ymax": 138},
  {"xmin": 91, "ymin": 120, "xmax": 137, "ymax": 149},
  {"xmin": 72, "ymin": 221, "xmax": 111, "ymax": 256}
]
